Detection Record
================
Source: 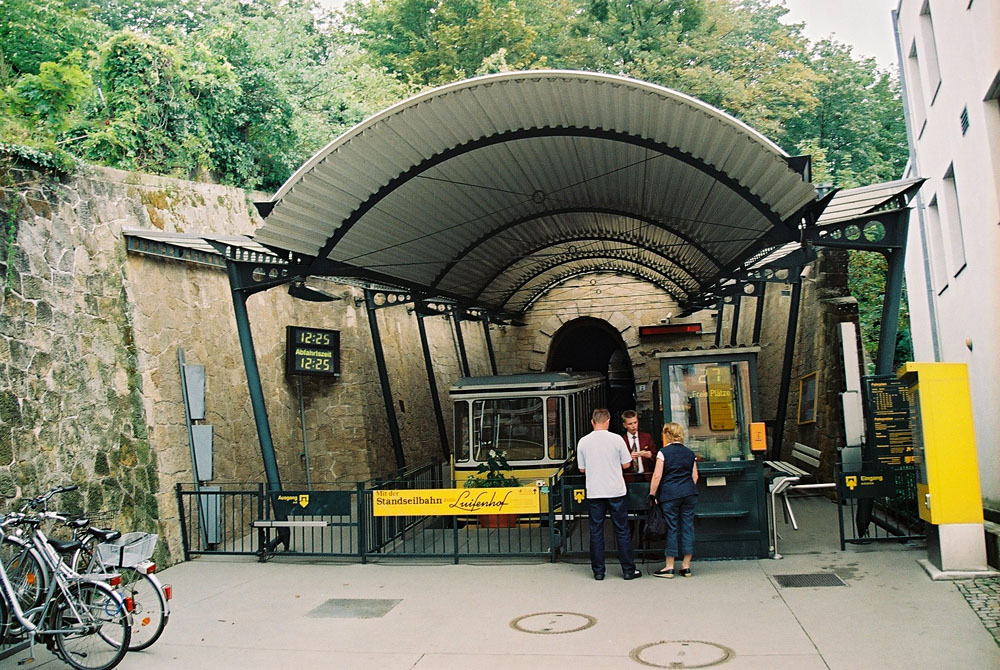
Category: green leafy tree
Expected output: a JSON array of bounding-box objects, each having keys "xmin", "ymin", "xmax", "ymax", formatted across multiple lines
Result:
[
  {"xmin": 79, "ymin": 32, "xmax": 212, "ymax": 176},
  {"xmin": 0, "ymin": 0, "xmax": 108, "ymax": 77},
  {"xmin": 344, "ymin": 0, "xmax": 550, "ymax": 87},
  {"xmin": 196, "ymin": 29, "xmax": 300, "ymax": 189},
  {"xmin": 784, "ymin": 40, "xmax": 908, "ymax": 187},
  {"xmin": 4, "ymin": 52, "xmax": 93, "ymax": 134}
]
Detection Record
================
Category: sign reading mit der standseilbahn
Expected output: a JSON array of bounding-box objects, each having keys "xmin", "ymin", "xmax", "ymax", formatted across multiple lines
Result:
[{"xmin": 372, "ymin": 487, "xmax": 540, "ymax": 516}]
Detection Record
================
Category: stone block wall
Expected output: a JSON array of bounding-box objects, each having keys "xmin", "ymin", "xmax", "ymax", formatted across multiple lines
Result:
[
  {"xmin": 0, "ymin": 163, "xmax": 268, "ymax": 564},
  {"xmin": 0, "ymin": 163, "xmax": 485, "ymax": 564}
]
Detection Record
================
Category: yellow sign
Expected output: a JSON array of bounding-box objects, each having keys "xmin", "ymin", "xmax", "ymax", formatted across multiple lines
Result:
[
  {"xmin": 749, "ymin": 422, "xmax": 767, "ymax": 452},
  {"xmin": 845, "ymin": 476, "xmax": 857, "ymax": 491},
  {"xmin": 372, "ymin": 487, "xmax": 540, "ymax": 516},
  {"xmin": 573, "ymin": 488, "xmax": 586, "ymax": 504},
  {"xmin": 706, "ymin": 365, "xmax": 735, "ymax": 431}
]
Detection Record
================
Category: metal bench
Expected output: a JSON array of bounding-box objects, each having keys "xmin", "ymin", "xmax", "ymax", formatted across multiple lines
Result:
[
  {"xmin": 250, "ymin": 519, "xmax": 331, "ymax": 561},
  {"xmin": 765, "ymin": 443, "xmax": 836, "ymax": 558}
]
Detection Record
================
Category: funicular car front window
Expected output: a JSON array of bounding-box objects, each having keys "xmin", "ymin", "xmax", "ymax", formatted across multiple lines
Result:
[
  {"xmin": 455, "ymin": 401, "xmax": 470, "ymax": 462},
  {"xmin": 473, "ymin": 397, "xmax": 544, "ymax": 462},
  {"xmin": 546, "ymin": 396, "xmax": 565, "ymax": 460}
]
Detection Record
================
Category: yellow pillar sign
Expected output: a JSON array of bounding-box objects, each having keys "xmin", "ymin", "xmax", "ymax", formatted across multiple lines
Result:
[{"xmin": 372, "ymin": 487, "xmax": 540, "ymax": 516}]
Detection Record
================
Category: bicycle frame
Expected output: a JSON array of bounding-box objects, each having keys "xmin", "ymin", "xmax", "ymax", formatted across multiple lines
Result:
[{"xmin": 0, "ymin": 517, "xmax": 127, "ymax": 651}]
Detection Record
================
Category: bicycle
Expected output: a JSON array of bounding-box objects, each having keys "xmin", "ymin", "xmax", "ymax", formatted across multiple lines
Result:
[
  {"xmin": 0, "ymin": 486, "xmax": 132, "ymax": 670},
  {"xmin": 69, "ymin": 525, "xmax": 171, "ymax": 651}
]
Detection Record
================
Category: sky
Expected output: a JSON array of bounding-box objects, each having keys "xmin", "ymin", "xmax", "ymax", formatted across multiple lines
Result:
[{"xmin": 779, "ymin": 0, "xmax": 901, "ymax": 67}]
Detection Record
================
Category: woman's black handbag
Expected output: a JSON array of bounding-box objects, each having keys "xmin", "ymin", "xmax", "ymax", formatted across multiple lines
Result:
[{"xmin": 645, "ymin": 498, "xmax": 667, "ymax": 542}]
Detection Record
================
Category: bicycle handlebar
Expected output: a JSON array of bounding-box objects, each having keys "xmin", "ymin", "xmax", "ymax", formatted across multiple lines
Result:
[{"xmin": 20, "ymin": 485, "xmax": 79, "ymax": 511}]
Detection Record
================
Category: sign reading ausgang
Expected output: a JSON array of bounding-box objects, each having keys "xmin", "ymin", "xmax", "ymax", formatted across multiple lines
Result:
[{"xmin": 372, "ymin": 487, "xmax": 540, "ymax": 516}]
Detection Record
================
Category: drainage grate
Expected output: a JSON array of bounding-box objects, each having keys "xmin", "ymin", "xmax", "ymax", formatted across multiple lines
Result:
[
  {"xmin": 306, "ymin": 598, "xmax": 402, "ymax": 618},
  {"xmin": 773, "ymin": 573, "xmax": 846, "ymax": 588}
]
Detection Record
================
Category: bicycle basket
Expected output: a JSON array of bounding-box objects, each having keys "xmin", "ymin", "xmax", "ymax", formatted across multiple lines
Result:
[{"xmin": 97, "ymin": 532, "xmax": 157, "ymax": 568}]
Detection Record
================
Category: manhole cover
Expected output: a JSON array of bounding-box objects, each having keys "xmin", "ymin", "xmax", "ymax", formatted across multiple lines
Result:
[
  {"xmin": 773, "ymin": 573, "xmax": 846, "ymax": 588},
  {"xmin": 630, "ymin": 640, "xmax": 733, "ymax": 668},
  {"xmin": 306, "ymin": 598, "xmax": 401, "ymax": 618},
  {"xmin": 510, "ymin": 611, "xmax": 596, "ymax": 634}
]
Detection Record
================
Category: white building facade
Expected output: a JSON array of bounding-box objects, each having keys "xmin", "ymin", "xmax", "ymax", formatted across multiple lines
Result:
[{"xmin": 893, "ymin": 0, "xmax": 1000, "ymax": 506}]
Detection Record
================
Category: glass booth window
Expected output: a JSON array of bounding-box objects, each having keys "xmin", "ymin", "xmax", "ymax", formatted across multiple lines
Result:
[
  {"xmin": 454, "ymin": 401, "xmax": 470, "ymax": 462},
  {"xmin": 665, "ymin": 361, "xmax": 753, "ymax": 461},
  {"xmin": 473, "ymin": 397, "xmax": 545, "ymax": 462}
]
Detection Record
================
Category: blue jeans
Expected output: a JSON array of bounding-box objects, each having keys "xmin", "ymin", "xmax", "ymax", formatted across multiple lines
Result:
[
  {"xmin": 661, "ymin": 494, "xmax": 698, "ymax": 557},
  {"xmin": 588, "ymin": 495, "xmax": 635, "ymax": 576}
]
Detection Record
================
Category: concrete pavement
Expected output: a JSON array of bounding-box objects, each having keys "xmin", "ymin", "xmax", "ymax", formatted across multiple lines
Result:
[{"xmin": 4, "ymin": 496, "xmax": 999, "ymax": 669}]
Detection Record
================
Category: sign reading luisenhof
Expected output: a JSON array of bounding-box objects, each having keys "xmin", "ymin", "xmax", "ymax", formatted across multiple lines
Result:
[{"xmin": 372, "ymin": 487, "xmax": 540, "ymax": 516}]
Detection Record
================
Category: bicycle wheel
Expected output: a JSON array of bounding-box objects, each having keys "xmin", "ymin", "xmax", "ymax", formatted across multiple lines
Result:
[
  {"xmin": 120, "ymin": 569, "xmax": 168, "ymax": 650},
  {"xmin": 0, "ymin": 536, "xmax": 47, "ymax": 612},
  {"xmin": 52, "ymin": 580, "xmax": 131, "ymax": 670},
  {"xmin": 0, "ymin": 590, "xmax": 8, "ymax": 644}
]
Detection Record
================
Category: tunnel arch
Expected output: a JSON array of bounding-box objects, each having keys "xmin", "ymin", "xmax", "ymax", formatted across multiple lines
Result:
[{"xmin": 546, "ymin": 317, "xmax": 636, "ymax": 422}]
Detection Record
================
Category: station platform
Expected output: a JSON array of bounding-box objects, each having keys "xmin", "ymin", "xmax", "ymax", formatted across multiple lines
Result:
[{"xmin": 4, "ymin": 495, "xmax": 998, "ymax": 669}]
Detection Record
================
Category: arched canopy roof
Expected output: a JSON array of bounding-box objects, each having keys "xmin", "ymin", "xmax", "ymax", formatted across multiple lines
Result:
[{"xmin": 253, "ymin": 70, "xmax": 817, "ymax": 313}]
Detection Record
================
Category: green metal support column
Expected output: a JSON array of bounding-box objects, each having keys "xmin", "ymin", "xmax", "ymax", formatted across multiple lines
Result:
[
  {"xmin": 365, "ymin": 289, "xmax": 406, "ymax": 471},
  {"xmin": 482, "ymin": 317, "xmax": 498, "ymax": 375},
  {"xmin": 752, "ymin": 282, "xmax": 766, "ymax": 344},
  {"xmin": 729, "ymin": 295, "xmax": 742, "ymax": 346},
  {"xmin": 714, "ymin": 298, "xmax": 725, "ymax": 347},
  {"xmin": 875, "ymin": 231, "xmax": 908, "ymax": 374},
  {"xmin": 771, "ymin": 277, "xmax": 802, "ymax": 460},
  {"xmin": 452, "ymin": 310, "xmax": 471, "ymax": 377},
  {"xmin": 226, "ymin": 262, "xmax": 282, "ymax": 494},
  {"xmin": 417, "ymin": 310, "xmax": 450, "ymax": 461}
]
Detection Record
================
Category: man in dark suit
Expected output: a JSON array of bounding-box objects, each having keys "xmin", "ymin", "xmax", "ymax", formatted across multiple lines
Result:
[{"xmin": 621, "ymin": 410, "xmax": 656, "ymax": 475}]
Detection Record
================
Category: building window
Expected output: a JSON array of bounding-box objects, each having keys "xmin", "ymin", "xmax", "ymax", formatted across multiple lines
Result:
[
  {"xmin": 907, "ymin": 40, "xmax": 928, "ymax": 137},
  {"xmin": 925, "ymin": 195, "xmax": 949, "ymax": 293},
  {"xmin": 985, "ymin": 70, "xmax": 1000, "ymax": 210},
  {"xmin": 960, "ymin": 106, "xmax": 970, "ymax": 134},
  {"xmin": 920, "ymin": 1, "xmax": 943, "ymax": 104},
  {"xmin": 941, "ymin": 165, "xmax": 967, "ymax": 276}
]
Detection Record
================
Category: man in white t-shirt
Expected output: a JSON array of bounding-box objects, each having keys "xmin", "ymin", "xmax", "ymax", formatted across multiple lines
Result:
[{"xmin": 577, "ymin": 408, "xmax": 642, "ymax": 581}]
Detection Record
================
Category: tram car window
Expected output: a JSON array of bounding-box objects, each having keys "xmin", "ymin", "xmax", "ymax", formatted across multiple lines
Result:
[{"xmin": 449, "ymin": 372, "xmax": 605, "ymax": 490}]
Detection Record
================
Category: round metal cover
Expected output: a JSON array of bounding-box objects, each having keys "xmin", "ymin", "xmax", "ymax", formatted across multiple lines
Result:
[
  {"xmin": 630, "ymin": 640, "xmax": 734, "ymax": 668},
  {"xmin": 510, "ymin": 611, "xmax": 596, "ymax": 634}
]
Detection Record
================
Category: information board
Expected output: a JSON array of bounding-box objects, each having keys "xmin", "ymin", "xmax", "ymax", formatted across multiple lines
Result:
[
  {"xmin": 285, "ymin": 325, "xmax": 340, "ymax": 377},
  {"xmin": 862, "ymin": 375, "xmax": 913, "ymax": 467},
  {"xmin": 705, "ymin": 365, "xmax": 735, "ymax": 431}
]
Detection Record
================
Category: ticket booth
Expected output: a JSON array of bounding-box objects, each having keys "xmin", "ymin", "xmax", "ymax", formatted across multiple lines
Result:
[
  {"xmin": 898, "ymin": 362, "xmax": 990, "ymax": 572},
  {"xmin": 658, "ymin": 348, "xmax": 768, "ymax": 559}
]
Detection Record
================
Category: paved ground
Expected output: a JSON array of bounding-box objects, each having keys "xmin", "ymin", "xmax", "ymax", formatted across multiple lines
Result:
[{"xmin": 4, "ymin": 496, "xmax": 999, "ymax": 669}]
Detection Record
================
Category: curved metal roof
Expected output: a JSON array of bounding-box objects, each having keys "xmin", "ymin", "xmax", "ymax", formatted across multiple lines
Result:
[{"xmin": 253, "ymin": 70, "xmax": 817, "ymax": 313}]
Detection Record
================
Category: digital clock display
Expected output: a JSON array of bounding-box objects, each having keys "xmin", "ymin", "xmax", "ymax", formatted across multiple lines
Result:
[{"xmin": 286, "ymin": 326, "xmax": 340, "ymax": 377}]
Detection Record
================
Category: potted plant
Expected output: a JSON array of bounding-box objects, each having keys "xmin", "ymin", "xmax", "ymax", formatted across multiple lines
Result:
[{"xmin": 464, "ymin": 448, "xmax": 521, "ymax": 528}]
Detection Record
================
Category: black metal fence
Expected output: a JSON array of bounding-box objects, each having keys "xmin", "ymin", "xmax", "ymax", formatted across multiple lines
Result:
[{"xmin": 176, "ymin": 463, "xmax": 671, "ymax": 564}]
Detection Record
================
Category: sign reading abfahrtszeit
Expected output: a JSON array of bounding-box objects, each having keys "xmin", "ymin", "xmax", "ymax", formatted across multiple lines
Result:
[{"xmin": 372, "ymin": 487, "xmax": 540, "ymax": 516}]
